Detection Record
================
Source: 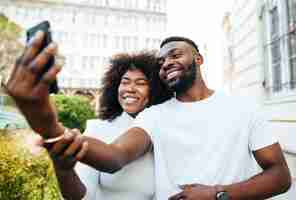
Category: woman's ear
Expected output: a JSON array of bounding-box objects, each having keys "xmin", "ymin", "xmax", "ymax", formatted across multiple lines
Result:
[{"xmin": 195, "ymin": 54, "xmax": 204, "ymax": 66}]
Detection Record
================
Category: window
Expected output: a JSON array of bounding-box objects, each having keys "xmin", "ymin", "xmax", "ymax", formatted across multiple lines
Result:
[
  {"xmin": 90, "ymin": 33, "xmax": 96, "ymax": 48},
  {"xmin": 84, "ymin": 33, "xmax": 89, "ymax": 48},
  {"xmin": 89, "ymin": 57, "xmax": 95, "ymax": 70},
  {"xmin": 147, "ymin": 0, "xmax": 151, "ymax": 10},
  {"xmin": 134, "ymin": 36, "xmax": 138, "ymax": 50},
  {"xmin": 262, "ymin": 0, "xmax": 296, "ymax": 97},
  {"xmin": 104, "ymin": 14, "xmax": 109, "ymax": 27},
  {"xmin": 115, "ymin": 36, "xmax": 120, "ymax": 48},
  {"xmin": 103, "ymin": 34, "xmax": 108, "ymax": 48},
  {"xmin": 262, "ymin": 1, "xmax": 286, "ymax": 95},
  {"xmin": 270, "ymin": 7, "xmax": 282, "ymax": 92},
  {"xmin": 134, "ymin": 0, "xmax": 139, "ymax": 9},
  {"xmin": 288, "ymin": 0, "xmax": 296, "ymax": 88},
  {"xmin": 82, "ymin": 56, "xmax": 88, "ymax": 68},
  {"xmin": 145, "ymin": 38, "xmax": 150, "ymax": 48},
  {"xmin": 122, "ymin": 36, "xmax": 127, "ymax": 50},
  {"xmin": 97, "ymin": 34, "xmax": 101, "ymax": 48}
]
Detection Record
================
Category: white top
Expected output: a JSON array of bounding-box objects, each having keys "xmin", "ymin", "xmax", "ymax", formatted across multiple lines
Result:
[
  {"xmin": 132, "ymin": 92, "xmax": 278, "ymax": 199},
  {"xmin": 76, "ymin": 112, "xmax": 155, "ymax": 200}
]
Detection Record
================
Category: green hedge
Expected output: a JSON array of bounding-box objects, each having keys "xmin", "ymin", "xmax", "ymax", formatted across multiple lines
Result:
[{"xmin": 51, "ymin": 94, "xmax": 96, "ymax": 132}]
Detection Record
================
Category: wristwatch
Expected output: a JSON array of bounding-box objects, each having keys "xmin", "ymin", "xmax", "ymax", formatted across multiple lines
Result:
[
  {"xmin": 215, "ymin": 185, "xmax": 230, "ymax": 200},
  {"xmin": 216, "ymin": 191, "xmax": 230, "ymax": 200}
]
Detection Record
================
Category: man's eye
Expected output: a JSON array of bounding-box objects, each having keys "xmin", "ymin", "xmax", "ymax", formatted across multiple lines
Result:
[{"xmin": 172, "ymin": 54, "xmax": 181, "ymax": 58}]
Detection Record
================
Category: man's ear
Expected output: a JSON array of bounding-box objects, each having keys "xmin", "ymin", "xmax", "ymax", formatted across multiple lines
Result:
[{"xmin": 195, "ymin": 54, "xmax": 204, "ymax": 66}]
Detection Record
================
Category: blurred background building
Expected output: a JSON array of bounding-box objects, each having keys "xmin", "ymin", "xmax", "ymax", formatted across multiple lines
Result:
[
  {"xmin": 222, "ymin": 0, "xmax": 296, "ymax": 199},
  {"xmin": 0, "ymin": 0, "xmax": 167, "ymax": 107}
]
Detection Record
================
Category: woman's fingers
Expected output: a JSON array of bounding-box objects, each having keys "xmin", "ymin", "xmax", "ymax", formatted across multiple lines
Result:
[
  {"xmin": 61, "ymin": 130, "xmax": 85, "ymax": 160},
  {"xmin": 47, "ymin": 129, "xmax": 87, "ymax": 170},
  {"xmin": 21, "ymin": 31, "xmax": 45, "ymax": 66},
  {"xmin": 6, "ymin": 31, "xmax": 59, "ymax": 97},
  {"xmin": 28, "ymin": 42, "xmax": 58, "ymax": 75},
  {"xmin": 34, "ymin": 64, "xmax": 61, "ymax": 95},
  {"xmin": 49, "ymin": 130, "xmax": 75, "ymax": 157}
]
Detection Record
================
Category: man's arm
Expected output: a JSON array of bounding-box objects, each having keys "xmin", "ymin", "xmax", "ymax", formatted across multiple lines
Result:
[
  {"xmin": 53, "ymin": 127, "xmax": 152, "ymax": 173},
  {"xmin": 223, "ymin": 143, "xmax": 291, "ymax": 200},
  {"xmin": 169, "ymin": 143, "xmax": 291, "ymax": 200},
  {"xmin": 47, "ymin": 127, "xmax": 151, "ymax": 199}
]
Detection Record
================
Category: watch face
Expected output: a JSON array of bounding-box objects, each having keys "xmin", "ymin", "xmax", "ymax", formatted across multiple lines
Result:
[{"xmin": 217, "ymin": 192, "xmax": 230, "ymax": 200}]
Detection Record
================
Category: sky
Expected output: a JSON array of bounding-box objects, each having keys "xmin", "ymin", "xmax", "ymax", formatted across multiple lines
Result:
[{"xmin": 167, "ymin": 1, "xmax": 234, "ymax": 89}]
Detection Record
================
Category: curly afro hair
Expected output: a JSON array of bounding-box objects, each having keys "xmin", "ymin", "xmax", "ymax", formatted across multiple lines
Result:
[{"xmin": 98, "ymin": 51, "xmax": 173, "ymax": 121}]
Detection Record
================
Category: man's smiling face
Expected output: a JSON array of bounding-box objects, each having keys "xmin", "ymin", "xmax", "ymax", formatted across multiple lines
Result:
[{"xmin": 158, "ymin": 41, "xmax": 198, "ymax": 94}]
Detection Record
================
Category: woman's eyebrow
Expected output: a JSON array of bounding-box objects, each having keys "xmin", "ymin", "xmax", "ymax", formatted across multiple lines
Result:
[
  {"xmin": 121, "ymin": 76, "xmax": 148, "ymax": 81},
  {"xmin": 121, "ymin": 76, "xmax": 130, "ymax": 80},
  {"xmin": 136, "ymin": 78, "xmax": 149, "ymax": 81}
]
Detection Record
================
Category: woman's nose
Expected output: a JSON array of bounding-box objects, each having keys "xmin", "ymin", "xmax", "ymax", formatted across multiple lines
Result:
[{"xmin": 125, "ymin": 83, "xmax": 136, "ymax": 92}]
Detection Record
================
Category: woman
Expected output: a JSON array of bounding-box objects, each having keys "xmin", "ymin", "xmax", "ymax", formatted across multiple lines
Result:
[{"xmin": 75, "ymin": 51, "xmax": 173, "ymax": 200}]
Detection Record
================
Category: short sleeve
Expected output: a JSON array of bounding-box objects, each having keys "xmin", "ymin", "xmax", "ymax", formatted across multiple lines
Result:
[
  {"xmin": 84, "ymin": 119, "xmax": 102, "ymax": 137},
  {"xmin": 249, "ymin": 108, "xmax": 278, "ymax": 151},
  {"xmin": 83, "ymin": 119, "xmax": 112, "ymax": 142},
  {"xmin": 131, "ymin": 107, "xmax": 158, "ymax": 141}
]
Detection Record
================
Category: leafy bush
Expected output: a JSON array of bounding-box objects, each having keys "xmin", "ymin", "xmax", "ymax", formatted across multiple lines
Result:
[
  {"xmin": 0, "ymin": 129, "xmax": 63, "ymax": 200},
  {"xmin": 51, "ymin": 94, "xmax": 96, "ymax": 132}
]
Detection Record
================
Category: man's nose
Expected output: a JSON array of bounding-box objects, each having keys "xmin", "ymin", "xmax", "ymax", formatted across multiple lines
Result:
[{"xmin": 162, "ymin": 57, "xmax": 174, "ymax": 71}]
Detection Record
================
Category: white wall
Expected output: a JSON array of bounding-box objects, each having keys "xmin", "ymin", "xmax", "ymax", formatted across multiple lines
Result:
[{"xmin": 224, "ymin": 0, "xmax": 296, "ymax": 199}]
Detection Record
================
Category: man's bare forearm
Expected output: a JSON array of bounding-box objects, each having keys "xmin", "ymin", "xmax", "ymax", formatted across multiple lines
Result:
[
  {"xmin": 80, "ymin": 136, "xmax": 126, "ymax": 173},
  {"xmin": 221, "ymin": 164, "xmax": 291, "ymax": 200},
  {"xmin": 55, "ymin": 168, "xmax": 86, "ymax": 200},
  {"xmin": 79, "ymin": 128, "xmax": 151, "ymax": 174}
]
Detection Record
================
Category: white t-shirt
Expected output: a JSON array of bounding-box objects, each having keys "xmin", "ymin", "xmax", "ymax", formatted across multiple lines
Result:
[
  {"xmin": 132, "ymin": 92, "xmax": 278, "ymax": 199},
  {"xmin": 76, "ymin": 112, "xmax": 155, "ymax": 200}
]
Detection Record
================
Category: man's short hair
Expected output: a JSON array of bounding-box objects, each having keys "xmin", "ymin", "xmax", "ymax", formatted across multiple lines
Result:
[{"xmin": 160, "ymin": 36, "xmax": 199, "ymax": 53}]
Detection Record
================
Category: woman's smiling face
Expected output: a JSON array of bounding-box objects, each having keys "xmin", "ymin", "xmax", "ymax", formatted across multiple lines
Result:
[{"xmin": 118, "ymin": 69, "xmax": 150, "ymax": 116}]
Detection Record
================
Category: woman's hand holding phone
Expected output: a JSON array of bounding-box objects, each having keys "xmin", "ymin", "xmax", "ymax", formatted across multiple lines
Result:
[
  {"xmin": 26, "ymin": 21, "xmax": 59, "ymax": 94},
  {"xmin": 5, "ymin": 29, "xmax": 64, "ymax": 138}
]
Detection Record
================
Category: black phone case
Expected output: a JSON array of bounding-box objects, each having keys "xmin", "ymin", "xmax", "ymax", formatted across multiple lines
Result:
[{"xmin": 27, "ymin": 21, "xmax": 59, "ymax": 94}]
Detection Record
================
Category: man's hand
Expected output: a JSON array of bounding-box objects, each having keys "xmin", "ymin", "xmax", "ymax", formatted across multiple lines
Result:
[
  {"xmin": 44, "ymin": 129, "xmax": 88, "ymax": 200},
  {"xmin": 47, "ymin": 129, "xmax": 88, "ymax": 171},
  {"xmin": 5, "ymin": 31, "xmax": 62, "ymax": 137},
  {"xmin": 169, "ymin": 184, "xmax": 217, "ymax": 200}
]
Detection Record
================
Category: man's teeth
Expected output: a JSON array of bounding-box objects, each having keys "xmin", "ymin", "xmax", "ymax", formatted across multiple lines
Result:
[
  {"xmin": 124, "ymin": 97, "xmax": 138, "ymax": 103},
  {"xmin": 167, "ymin": 71, "xmax": 180, "ymax": 80}
]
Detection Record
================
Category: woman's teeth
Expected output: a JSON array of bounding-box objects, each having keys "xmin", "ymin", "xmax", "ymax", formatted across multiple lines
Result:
[{"xmin": 124, "ymin": 97, "xmax": 138, "ymax": 104}]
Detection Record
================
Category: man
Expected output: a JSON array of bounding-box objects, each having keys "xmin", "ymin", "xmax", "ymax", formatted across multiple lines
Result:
[{"xmin": 6, "ymin": 32, "xmax": 291, "ymax": 200}]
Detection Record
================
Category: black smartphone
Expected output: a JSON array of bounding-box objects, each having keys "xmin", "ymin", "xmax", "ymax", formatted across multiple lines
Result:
[{"xmin": 26, "ymin": 21, "xmax": 59, "ymax": 94}]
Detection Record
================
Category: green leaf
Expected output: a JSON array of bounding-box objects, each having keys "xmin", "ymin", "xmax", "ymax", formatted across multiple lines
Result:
[{"xmin": 51, "ymin": 94, "xmax": 96, "ymax": 132}]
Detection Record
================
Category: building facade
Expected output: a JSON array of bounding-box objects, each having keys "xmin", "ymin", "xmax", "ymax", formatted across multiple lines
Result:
[
  {"xmin": 222, "ymin": 0, "xmax": 296, "ymax": 199},
  {"xmin": 0, "ymin": 0, "xmax": 167, "ymax": 103}
]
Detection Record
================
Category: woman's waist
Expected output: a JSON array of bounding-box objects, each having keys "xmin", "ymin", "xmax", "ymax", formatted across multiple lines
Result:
[{"xmin": 97, "ymin": 186, "xmax": 154, "ymax": 200}]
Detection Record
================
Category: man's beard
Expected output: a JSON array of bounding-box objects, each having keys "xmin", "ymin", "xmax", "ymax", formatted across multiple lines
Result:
[{"xmin": 167, "ymin": 59, "xmax": 197, "ymax": 95}]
